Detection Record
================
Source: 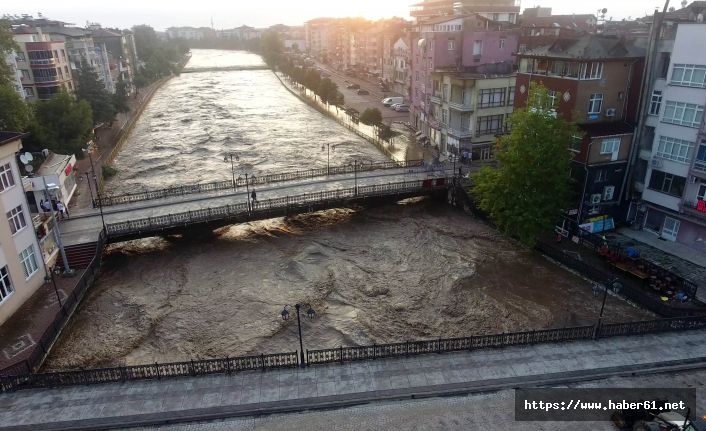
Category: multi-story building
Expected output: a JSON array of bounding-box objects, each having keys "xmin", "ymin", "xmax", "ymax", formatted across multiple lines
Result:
[
  {"xmin": 410, "ymin": 0, "xmax": 520, "ymax": 24},
  {"xmin": 389, "ymin": 36, "xmax": 411, "ymax": 97},
  {"xmin": 12, "ymin": 27, "xmax": 74, "ymax": 101},
  {"xmin": 514, "ymin": 35, "xmax": 646, "ymax": 224},
  {"xmin": 517, "ymin": 10, "xmax": 597, "ymax": 53},
  {"xmin": 409, "ymin": 14, "xmax": 518, "ymax": 158},
  {"xmin": 90, "ymin": 27, "xmax": 138, "ymax": 95},
  {"xmin": 0, "ymin": 132, "xmax": 47, "ymax": 326},
  {"xmin": 41, "ymin": 25, "xmax": 115, "ymax": 94},
  {"xmin": 165, "ymin": 27, "xmax": 216, "ymax": 41},
  {"xmin": 631, "ymin": 11, "xmax": 706, "ymax": 250}
]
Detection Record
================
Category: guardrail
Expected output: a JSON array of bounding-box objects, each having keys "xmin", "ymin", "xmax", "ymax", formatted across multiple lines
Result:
[
  {"xmin": 307, "ymin": 315, "xmax": 706, "ymax": 366},
  {"xmin": 1, "ymin": 352, "xmax": 298, "ymax": 392},
  {"xmin": 97, "ymin": 160, "xmax": 423, "ymax": 207},
  {"xmin": 106, "ymin": 178, "xmax": 447, "ymax": 238}
]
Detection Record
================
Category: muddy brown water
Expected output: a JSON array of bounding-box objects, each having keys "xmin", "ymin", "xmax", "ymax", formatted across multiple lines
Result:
[{"xmin": 45, "ymin": 200, "xmax": 653, "ymax": 369}]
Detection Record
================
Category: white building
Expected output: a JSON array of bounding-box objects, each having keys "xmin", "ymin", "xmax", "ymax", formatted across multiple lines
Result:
[
  {"xmin": 637, "ymin": 22, "xmax": 706, "ymax": 249},
  {"xmin": 3, "ymin": 52, "xmax": 25, "ymax": 99},
  {"xmin": 0, "ymin": 133, "xmax": 47, "ymax": 326},
  {"xmin": 23, "ymin": 152, "xmax": 78, "ymax": 213}
]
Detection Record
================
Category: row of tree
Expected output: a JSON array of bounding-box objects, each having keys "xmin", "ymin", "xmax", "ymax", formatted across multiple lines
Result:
[{"xmin": 132, "ymin": 25, "xmax": 189, "ymax": 87}]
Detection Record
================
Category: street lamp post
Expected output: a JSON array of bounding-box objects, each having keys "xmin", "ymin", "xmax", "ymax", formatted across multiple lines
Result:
[
  {"xmin": 281, "ymin": 303, "xmax": 316, "ymax": 367},
  {"xmin": 223, "ymin": 153, "xmax": 239, "ymax": 190},
  {"xmin": 83, "ymin": 148, "xmax": 107, "ymax": 232},
  {"xmin": 593, "ymin": 277, "xmax": 621, "ymax": 339},
  {"xmin": 321, "ymin": 144, "xmax": 335, "ymax": 175},
  {"xmin": 44, "ymin": 267, "xmax": 62, "ymax": 308},
  {"xmin": 354, "ymin": 160, "xmax": 358, "ymax": 195},
  {"xmin": 84, "ymin": 172, "xmax": 95, "ymax": 208}
]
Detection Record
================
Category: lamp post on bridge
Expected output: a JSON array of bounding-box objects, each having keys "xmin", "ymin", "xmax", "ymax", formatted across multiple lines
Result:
[
  {"xmin": 280, "ymin": 303, "xmax": 317, "ymax": 367},
  {"xmin": 82, "ymin": 147, "xmax": 107, "ymax": 233},
  {"xmin": 223, "ymin": 152, "xmax": 240, "ymax": 190},
  {"xmin": 321, "ymin": 144, "xmax": 336, "ymax": 175}
]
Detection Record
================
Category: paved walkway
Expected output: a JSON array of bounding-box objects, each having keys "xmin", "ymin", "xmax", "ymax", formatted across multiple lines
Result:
[{"xmin": 1, "ymin": 329, "xmax": 705, "ymax": 430}]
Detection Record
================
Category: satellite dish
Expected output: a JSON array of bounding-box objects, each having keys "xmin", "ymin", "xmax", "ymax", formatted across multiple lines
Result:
[
  {"xmin": 19, "ymin": 154, "xmax": 28, "ymax": 165},
  {"xmin": 24, "ymin": 164, "xmax": 34, "ymax": 173},
  {"xmin": 601, "ymin": 8, "xmax": 608, "ymax": 14}
]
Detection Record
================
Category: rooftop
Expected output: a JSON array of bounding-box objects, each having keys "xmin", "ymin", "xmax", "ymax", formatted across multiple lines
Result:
[
  {"xmin": 37, "ymin": 152, "xmax": 72, "ymax": 176},
  {"xmin": 520, "ymin": 14, "xmax": 596, "ymax": 29},
  {"xmin": 518, "ymin": 35, "xmax": 645, "ymax": 60},
  {"xmin": 0, "ymin": 132, "xmax": 27, "ymax": 147}
]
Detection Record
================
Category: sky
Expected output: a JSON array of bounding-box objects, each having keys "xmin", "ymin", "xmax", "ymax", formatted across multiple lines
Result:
[{"xmin": 3, "ymin": 0, "xmax": 672, "ymax": 31}]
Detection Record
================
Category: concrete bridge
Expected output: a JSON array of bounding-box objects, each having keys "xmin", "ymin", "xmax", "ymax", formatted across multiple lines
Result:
[
  {"xmin": 60, "ymin": 165, "xmax": 453, "ymax": 246},
  {"xmin": 181, "ymin": 65, "xmax": 270, "ymax": 73}
]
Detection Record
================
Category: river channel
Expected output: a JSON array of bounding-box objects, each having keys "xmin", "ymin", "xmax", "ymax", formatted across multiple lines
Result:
[{"xmin": 45, "ymin": 50, "xmax": 653, "ymax": 369}]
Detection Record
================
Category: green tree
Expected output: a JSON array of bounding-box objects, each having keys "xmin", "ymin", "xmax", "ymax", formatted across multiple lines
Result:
[
  {"xmin": 360, "ymin": 108, "xmax": 383, "ymax": 126},
  {"xmin": 0, "ymin": 18, "xmax": 19, "ymax": 87},
  {"xmin": 75, "ymin": 59, "xmax": 117, "ymax": 125},
  {"xmin": 113, "ymin": 77, "xmax": 130, "ymax": 113},
  {"xmin": 260, "ymin": 31, "xmax": 283, "ymax": 67},
  {"xmin": 0, "ymin": 85, "xmax": 31, "ymax": 131},
  {"xmin": 471, "ymin": 83, "xmax": 578, "ymax": 246},
  {"xmin": 317, "ymin": 78, "xmax": 339, "ymax": 105},
  {"xmin": 26, "ymin": 91, "xmax": 93, "ymax": 156}
]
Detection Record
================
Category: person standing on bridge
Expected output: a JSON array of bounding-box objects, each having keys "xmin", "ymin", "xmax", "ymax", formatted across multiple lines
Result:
[{"xmin": 251, "ymin": 189, "xmax": 257, "ymax": 208}]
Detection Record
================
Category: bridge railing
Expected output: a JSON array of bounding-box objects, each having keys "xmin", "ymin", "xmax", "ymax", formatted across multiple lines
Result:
[
  {"xmin": 97, "ymin": 160, "xmax": 423, "ymax": 207},
  {"xmin": 106, "ymin": 178, "xmax": 447, "ymax": 237}
]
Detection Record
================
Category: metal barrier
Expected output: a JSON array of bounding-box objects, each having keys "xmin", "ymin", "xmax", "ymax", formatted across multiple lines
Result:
[
  {"xmin": 1, "ymin": 352, "xmax": 298, "ymax": 392},
  {"xmin": 98, "ymin": 160, "xmax": 423, "ymax": 207},
  {"xmin": 106, "ymin": 179, "xmax": 448, "ymax": 238}
]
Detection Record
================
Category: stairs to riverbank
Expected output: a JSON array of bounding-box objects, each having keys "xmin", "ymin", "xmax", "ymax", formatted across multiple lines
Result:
[{"xmin": 56, "ymin": 242, "xmax": 98, "ymax": 270}]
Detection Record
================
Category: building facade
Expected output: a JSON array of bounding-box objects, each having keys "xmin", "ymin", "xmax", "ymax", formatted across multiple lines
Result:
[
  {"xmin": 0, "ymin": 133, "xmax": 47, "ymax": 326},
  {"xmin": 410, "ymin": 0, "xmax": 520, "ymax": 24},
  {"xmin": 514, "ymin": 35, "xmax": 645, "ymax": 224},
  {"xmin": 634, "ymin": 21, "xmax": 706, "ymax": 250},
  {"xmin": 12, "ymin": 28, "xmax": 74, "ymax": 101},
  {"xmin": 409, "ymin": 15, "xmax": 518, "ymax": 157}
]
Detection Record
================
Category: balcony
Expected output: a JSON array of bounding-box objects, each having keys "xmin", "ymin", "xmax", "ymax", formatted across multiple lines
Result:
[
  {"xmin": 448, "ymin": 100, "xmax": 473, "ymax": 112},
  {"xmin": 29, "ymin": 58, "xmax": 56, "ymax": 66},
  {"xmin": 430, "ymin": 94, "xmax": 441, "ymax": 105},
  {"xmin": 33, "ymin": 75, "xmax": 60, "ymax": 84},
  {"xmin": 693, "ymin": 159, "xmax": 706, "ymax": 175},
  {"xmin": 448, "ymin": 128, "xmax": 473, "ymax": 139},
  {"xmin": 682, "ymin": 200, "xmax": 706, "ymax": 220}
]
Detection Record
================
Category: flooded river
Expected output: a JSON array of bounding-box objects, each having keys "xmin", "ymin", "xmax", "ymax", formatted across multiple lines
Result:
[{"xmin": 45, "ymin": 50, "xmax": 653, "ymax": 369}]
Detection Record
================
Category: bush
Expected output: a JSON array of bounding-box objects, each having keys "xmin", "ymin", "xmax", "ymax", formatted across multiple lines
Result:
[{"xmin": 102, "ymin": 165, "xmax": 118, "ymax": 179}]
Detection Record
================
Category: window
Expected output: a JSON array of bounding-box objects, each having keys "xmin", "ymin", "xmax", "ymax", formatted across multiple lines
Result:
[
  {"xmin": 19, "ymin": 245, "xmax": 39, "ymax": 279},
  {"xmin": 24, "ymin": 87, "xmax": 34, "ymax": 97},
  {"xmin": 0, "ymin": 266, "xmax": 13, "ymax": 303},
  {"xmin": 670, "ymin": 64, "xmax": 706, "ymax": 88},
  {"xmin": 579, "ymin": 62, "xmax": 604, "ymax": 80},
  {"xmin": 695, "ymin": 142, "xmax": 706, "ymax": 172},
  {"xmin": 15, "ymin": 52, "xmax": 25, "ymax": 61},
  {"xmin": 600, "ymin": 138, "xmax": 620, "ymax": 155},
  {"xmin": 499, "ymin": 38, "xmax": 506, "ymax": 49},
  {"xmin": 548, "ymin": 90, "xmax": 558, "ymax": 108},
  {"xmin": 570, "ymin": 135, "xmax": 582, "ymax": 152},
  {"xmin": 478, "ymin": 88, "xmax": 506, "ymax": 108},
  {"xmin": 603, "ymin": 185, "xmax": 615, "ymax": 201},
  {"xmin": 648, "ymin": 169, "xmax": 686, "ymax": 197},
  {"xmin": 588, "ymin": 93, "xmax": 603, "ymax": 114},
  {"xmin": 0, "ymin": 163, "xmax": 15, "ymax": 192},
  {"xmin": 508, "ymin": 86, "xmax": 515, "ymax": 106},
  {"xmin": 662, "ymin": 101, "xmax": 704, "ymax": 127},
  {"xmin": 476, "ymin": 114, "xmax": 504, "ymax": 135},
  {"xmin": 698, "ymin": 183, "xmax": 706, "ymax": 201},
  {"xmin": 595, "ymin": 169, "xmax": 607, "ymax": 182},
  {"xmin": 656, "ymin": 136, "xmax": 694, "ymax": 164},
  {"xmin": 447, "ymin": 39, "xmax": 455, "ymax": 50},
  {"xmin": 473, "ymin": 40, "xmax": 483, "ymax": 56},
  {"xmin": 7, "ymin": 205, "xmax": 26, "ymax": 235},
  {"xmin": 649, "ymin": 90, "xmax": 663, "ymax": 116}
]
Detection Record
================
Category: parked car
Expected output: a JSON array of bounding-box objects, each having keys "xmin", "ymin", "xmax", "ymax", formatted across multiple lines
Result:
[
  {"xmin": 347, "ymin": 83, "xmax": 360, "ymax": 90},
  {"xmin": 357, "ymin": 89, "xmax": 370, "ymax": 95},
  {"xmin": 394, "ymin": 104, "xmax": 410, "ymax": 112},
  {"xmin": 382, "ymin": 97, "xmax": 404, "ymax": 107}
]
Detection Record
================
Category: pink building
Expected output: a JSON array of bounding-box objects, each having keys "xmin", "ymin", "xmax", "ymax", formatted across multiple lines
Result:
[{"xmin": 410, "ymin": 14, "xmax": 518, "ymax": 157}]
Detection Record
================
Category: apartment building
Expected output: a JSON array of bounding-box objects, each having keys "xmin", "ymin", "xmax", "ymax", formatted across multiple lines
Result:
[
  {"xmin": 389, "ymin": 37, "xmax": 411, "ymax": 97},
  {"xmin": 514, "ymin": 35, "xmax": 645, "ymax": 223},
  {"xmin": 409, "ymin": 14, "xmax": 518, "ymax": 158},
  {"xmin": 12, "ymin": 27, "xmax": 74, "ymax": 101},
  {"xmin": 3, "ymin": 52, "xmax": 25, "ymax": 99},
  {"xmin": 41, "ymin": 25, "xmax": 115, "ymax": 94},
  {"xmin": 632, "ymin": 14, "xmax": 706, "ymax": 250},
  {"xmin": 165, "ymin": 27, "xmax": 216, "ymax": 41},
  {"xmin": 0, "ymin": 132, "xmax": 46, "ymax": 326},
  {"xmin": 90, "ymin": 27, "xmax": 138, "ymax": 95}
]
